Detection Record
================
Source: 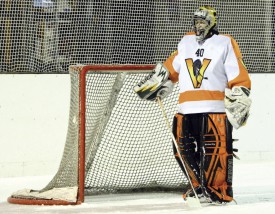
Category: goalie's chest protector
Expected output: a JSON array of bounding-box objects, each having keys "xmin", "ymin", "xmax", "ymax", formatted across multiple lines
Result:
[{"xmin": 171, "ymin": 33, "xmax": 240, "ymax": 114}]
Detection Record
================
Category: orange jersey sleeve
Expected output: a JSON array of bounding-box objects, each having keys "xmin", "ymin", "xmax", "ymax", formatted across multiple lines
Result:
[
  {"xmin": 224, "ymin": 35, "xmax": 251, "ymax": 90},
  {"xmin": 163, "ymin": 50, "xmax": 179, "ymax": 83}
]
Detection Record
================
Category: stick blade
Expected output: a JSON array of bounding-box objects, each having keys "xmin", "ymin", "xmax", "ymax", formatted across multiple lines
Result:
[{"xmin": 185, "ymin": 197, "xmax": 202, "ymax": 209}]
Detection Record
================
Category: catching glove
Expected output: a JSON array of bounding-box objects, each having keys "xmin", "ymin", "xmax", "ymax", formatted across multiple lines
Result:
[{"xmin": 224, "ymin": 86, "xmax": 252, "ymax": 129}]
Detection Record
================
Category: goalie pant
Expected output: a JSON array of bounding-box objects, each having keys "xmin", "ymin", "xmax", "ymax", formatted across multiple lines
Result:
[{"xmin": 172, "ymin": 112, "xmax": 234, "ymax": 203}]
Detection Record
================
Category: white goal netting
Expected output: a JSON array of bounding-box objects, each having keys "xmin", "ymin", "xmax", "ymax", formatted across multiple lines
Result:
[
  {"xmin": 0, "ymin": 0, "xmax": 274, "ymax": 73},
  {"xmin": 9, "ymin": 65, "xmax": 187, "ymax": 204}
]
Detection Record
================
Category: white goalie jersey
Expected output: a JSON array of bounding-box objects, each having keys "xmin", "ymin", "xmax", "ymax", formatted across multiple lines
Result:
[{"xmin": 163, "ymin": 32, "xmax": 251, "ymax": 114}]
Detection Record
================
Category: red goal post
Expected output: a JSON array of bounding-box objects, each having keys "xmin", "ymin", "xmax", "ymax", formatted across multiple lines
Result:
[{"xmin": 76, "ymin": 64, "xmax": 156, "ymax": 205}]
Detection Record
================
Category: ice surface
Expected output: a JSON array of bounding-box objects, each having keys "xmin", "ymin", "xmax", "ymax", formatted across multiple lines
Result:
[{"xmin": 1, "ymin": 160, "xmax": 275, "ymax": 214}]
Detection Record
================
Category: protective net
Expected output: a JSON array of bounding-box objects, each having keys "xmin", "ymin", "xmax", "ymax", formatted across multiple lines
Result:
[
  {"xmin": 9, "ymin": 65, "xmax": 187, "ymax": 205},
  {"xmin": 0, "ymin": 0, "xmax": 274, "ymax": 73}
]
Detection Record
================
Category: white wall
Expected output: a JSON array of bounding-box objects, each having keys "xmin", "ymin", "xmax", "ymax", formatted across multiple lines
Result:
[
  {"xmin": 0, "ymin": 74, "xmax": 70, "ymax": 178},
  {"xmin": 0, "ymin": 73, "xmax": 274, "ymax": 178},
  {"xmin": 234, "ymin": 74, "xmax": 275, "ymax": 161}
]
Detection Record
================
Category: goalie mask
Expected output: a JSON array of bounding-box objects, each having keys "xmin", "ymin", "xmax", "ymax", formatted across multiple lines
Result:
[{"xmin": 193, "ymin": 6, "xmax": 218, "ymax": 42}]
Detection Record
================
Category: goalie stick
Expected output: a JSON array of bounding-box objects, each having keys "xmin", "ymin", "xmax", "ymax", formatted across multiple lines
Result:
[{"xmin": 156, "ymin": 97, "xmax": 201, "ymax": 208}]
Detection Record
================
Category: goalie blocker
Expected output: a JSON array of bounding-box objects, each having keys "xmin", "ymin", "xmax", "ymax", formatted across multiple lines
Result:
[{"xmin": 133, "ymin": 63, "xmax": 174, "ymax": 101}]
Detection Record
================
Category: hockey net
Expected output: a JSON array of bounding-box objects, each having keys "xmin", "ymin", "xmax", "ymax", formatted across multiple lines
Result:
[{"xmin": 8, "ymin": 64, "xmax": 187, "ymax": 205}]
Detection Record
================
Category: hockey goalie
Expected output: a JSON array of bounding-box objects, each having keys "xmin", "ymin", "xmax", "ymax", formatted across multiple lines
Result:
[{"xmin": 134, "ymin": 6, "xmax": 251, "ymax": 205}]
